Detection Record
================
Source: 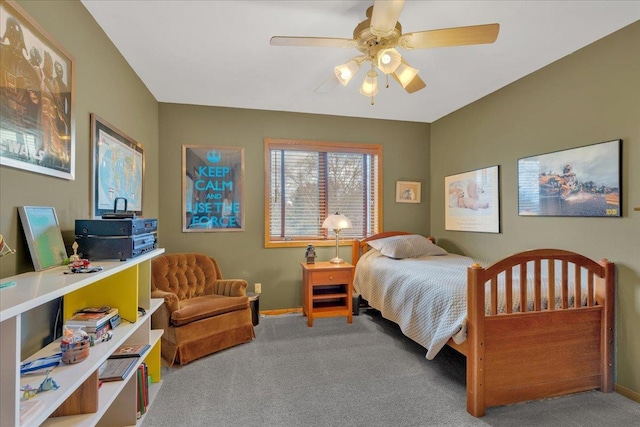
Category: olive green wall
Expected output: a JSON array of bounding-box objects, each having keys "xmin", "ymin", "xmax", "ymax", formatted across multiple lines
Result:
[
  {"xmin": 157, "ymin": 104, "xmax": 430, "ymax": 310},
  {"xmin": 0, "ymin": 0, "xmax": 159, "ymax": 355},
  {"xmin": 430, "ymin": 21, "xmax": 640, "ymax": 397}
]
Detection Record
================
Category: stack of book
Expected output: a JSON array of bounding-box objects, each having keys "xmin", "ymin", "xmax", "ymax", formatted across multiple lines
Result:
[
  {"xmin": 98, "ymin": 344, "xmax": 150, "ymax": 383},
  {"xmin": 65, "ymin": 307, "xmax": 119, "ymax": 340}
]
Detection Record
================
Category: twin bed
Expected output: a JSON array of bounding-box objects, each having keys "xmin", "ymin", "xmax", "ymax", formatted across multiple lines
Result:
[{"xmin": 351, "ymin": 231, "xmax": 615, "ymax": 417}]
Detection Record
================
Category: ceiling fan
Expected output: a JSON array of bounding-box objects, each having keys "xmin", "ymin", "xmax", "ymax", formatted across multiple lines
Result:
[{"xmin": 270, "ymin": 0, "xmax": 499, "ymax": 104}]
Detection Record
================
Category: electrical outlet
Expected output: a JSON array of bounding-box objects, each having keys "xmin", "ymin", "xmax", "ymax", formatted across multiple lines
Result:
[{"xmin": 254, "ymin": 283, "xmax": 262, "ymax": 293}]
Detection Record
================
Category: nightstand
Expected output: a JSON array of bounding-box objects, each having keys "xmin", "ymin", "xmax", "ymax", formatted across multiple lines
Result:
[{"xmin": 301, "ymin": 262, "xmax": 354, "ymax": 327}]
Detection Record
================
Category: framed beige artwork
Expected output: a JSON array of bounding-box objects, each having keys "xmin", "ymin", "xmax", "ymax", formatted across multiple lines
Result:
[{"xmin": 396, "ymin": 181, "xmax": 421, "ymax": 203}]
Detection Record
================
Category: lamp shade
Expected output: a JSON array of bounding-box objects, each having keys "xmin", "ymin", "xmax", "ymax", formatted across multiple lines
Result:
[
  {"xmin": 359, "ymin": 70, "xmax": 379, "ymax": 97},
  {"xmin": 322, "ymin": 213, "xmax": 352, "ymax": 230},
  {"xmin": 334, "ymin": 59, "xmax": 360, "ymax": 86},
  {"xmin": 394, "ymin": 63, "xmax": 419, "ymax": 88},
  {"xmin": 377, "ymin": 48, "xmax": 401, "ymax": 74}
]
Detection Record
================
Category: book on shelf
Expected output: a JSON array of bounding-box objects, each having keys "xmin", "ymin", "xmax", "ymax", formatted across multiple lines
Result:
[
  {"xmin": 109, "ymin": 344, "xmax": 151, "ymax": 359},
  {"xmin": 136, "ymin": 362, "xmax": 149, "ymax": 418},
  {"xmin": 84, "ymin": 321, "xmax": 112, "ymax": 340},
  {"xmin": 65, "ymin": 307, "xmax": 119, "ymax": 328},
  {"xmin": 99, "ymin": 357, "xmax": 139, "ymax": 382}
]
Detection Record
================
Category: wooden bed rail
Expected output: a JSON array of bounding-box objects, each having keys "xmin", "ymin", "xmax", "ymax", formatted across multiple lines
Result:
[{"xmin": 476, "ymin": 249, "xmax": 608, "ymax": 314}]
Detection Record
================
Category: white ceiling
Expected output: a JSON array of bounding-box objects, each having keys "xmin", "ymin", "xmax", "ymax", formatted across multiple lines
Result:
[{"xmin": 81, "ymin": 1, "xmax": 640, "ymax": 124}]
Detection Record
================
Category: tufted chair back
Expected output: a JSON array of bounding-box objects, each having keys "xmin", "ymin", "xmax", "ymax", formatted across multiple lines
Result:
[{"xmin": 151, "ymin": 253, "xmax": 223, "ymax": 301}]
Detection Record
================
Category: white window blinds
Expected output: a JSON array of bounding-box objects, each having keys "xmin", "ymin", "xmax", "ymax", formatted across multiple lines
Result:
[{"xmin": 265, "ymin": 139, "xmax": 382, "ymax": 246}]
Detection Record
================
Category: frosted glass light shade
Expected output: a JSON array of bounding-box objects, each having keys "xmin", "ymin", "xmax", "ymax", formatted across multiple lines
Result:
[
  {"xmin": 322, "ymin": 213, "xmax": 352, "ymax": 231},
  {"xmin": 377, "ymin": 48, "xmax": 401, "ymax": 74},
  {"xmin": 395, "ymin": 63, "xmax": 419, "ymax": 88},
  {"xmin": 334, "ymin": 60, "xmax": 360, "ymax": 86},
  {"xmin": 359, "ymin": 70, "xmax": 379, "ymax": 97}
]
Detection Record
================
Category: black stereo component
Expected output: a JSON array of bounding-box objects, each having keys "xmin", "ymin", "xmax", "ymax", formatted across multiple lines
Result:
[
  {"xmin": 75, "ymin": 233, "xmax": 157, "ymax": 261},
  {"xmin": 75, "ymin": 218, "xmax": 158, "ymax": 237}
]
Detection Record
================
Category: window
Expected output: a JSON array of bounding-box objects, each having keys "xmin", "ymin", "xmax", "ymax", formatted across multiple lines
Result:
[{"xmin": 264, "ymin": 138, "xmax": 382, "ymax": 248}]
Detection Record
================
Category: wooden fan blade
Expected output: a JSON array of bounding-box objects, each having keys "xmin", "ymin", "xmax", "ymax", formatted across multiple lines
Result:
[
  {"xmin": 399, "ymin": 23, "xmax": 500, "ymax": 49},
  {"xmin": 371, "ymin": 0, "xmax": 405, "ymax": 36},
  {"xmin": 391, "ymin": 58, "xmax": 426, "ymax": 94},
  {"xmin": 394, "ymin": 73, "xmax": 426, "ymax": 94},
  {"xmin": 270, "ymin": 36, "xmax": 357, "ymax": 48}
]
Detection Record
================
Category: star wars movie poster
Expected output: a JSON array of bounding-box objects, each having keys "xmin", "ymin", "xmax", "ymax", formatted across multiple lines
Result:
[{"xmin": 0, "ymin": 1, "xmax": 75, "ymax": 179}]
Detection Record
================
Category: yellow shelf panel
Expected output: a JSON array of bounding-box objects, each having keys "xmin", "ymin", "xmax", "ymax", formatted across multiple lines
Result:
[
  {"xmin": 63, "ymin": 266, "xmax": 139, "ymax": 323},
  {"xmin": 144, "ymin": 330, "xmax": 163, "ymax": 384}
]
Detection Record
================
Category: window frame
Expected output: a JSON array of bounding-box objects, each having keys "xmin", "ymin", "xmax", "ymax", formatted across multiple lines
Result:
[{"xmin": 264, "ymin": 138, "xmax": 383, "ymax": 248}]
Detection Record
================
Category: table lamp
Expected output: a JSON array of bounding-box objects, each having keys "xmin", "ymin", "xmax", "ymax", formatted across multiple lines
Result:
[
  {"xmin": 0, "ymin": 234, "xmax": 17, "ymax": 289},
  {"xmin": 322, "ymin": 213, "xmax": 353, "ymax": 264}
]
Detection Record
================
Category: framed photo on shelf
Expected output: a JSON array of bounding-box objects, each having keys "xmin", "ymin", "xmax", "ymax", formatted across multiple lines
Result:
[
  {"xmin": 0, "ymin": 0, "xmax": 75, "ymax": 179},
  {"xmin": 182, "ymin": 145, "xmax": 245, "ymax": 232},
  {"xmin": 517, "ymin": 139, "xmax": 621, "ymax": 217},
  {"xmin": 445, "ymin": 165, "xmax": 500, "ymax": 233},
  {"xmin": 18, "ymin": 206, "xmax": 67, "ymax": 271},
  {"xmin": 91, "ymin": 114, "xmax": 144, "ymax": 218},
  {"xmin": 396, "ymin": 181, "xmax": 421, "ymax": 203}
]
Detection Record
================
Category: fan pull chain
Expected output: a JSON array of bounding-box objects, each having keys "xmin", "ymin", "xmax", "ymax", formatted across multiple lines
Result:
[{"xmin": 386, "ymin": 74, "xmax": 389, "ymax": 89}]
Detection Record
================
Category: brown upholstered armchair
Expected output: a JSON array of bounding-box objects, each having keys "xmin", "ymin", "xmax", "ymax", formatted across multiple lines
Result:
[{"xmin": 150, "ymin": 253, "xmax": 255, "ymax": 365}]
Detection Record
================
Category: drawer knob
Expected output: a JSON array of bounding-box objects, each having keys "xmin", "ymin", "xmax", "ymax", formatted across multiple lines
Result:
[{"xmin": 329, "ymin": 275, "xmax": 333, "ymax": 280}]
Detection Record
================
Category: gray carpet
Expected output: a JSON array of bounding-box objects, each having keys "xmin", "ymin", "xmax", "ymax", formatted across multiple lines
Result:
[{"xmin": 142, "ymin": 311, "xmax": 640, "ymax": 426}]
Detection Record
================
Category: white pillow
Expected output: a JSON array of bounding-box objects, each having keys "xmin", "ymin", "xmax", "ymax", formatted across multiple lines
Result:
[{"xmin": 368, "ymin": 234, "xmax": 447, "ymax": 259}]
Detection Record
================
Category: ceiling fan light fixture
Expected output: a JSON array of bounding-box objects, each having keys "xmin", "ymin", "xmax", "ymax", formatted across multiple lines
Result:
[
  {"xmin": 395, "ymin": 63, "xmax": 419, "ymax": 88},
  {"xmin": 359, "ymin": 69, "xmax": 379, "ymax": 97},
  {"xmin": 334, "ymin": 59, "xmax": 360, "ymax": 86},
  {"xmin": 377, "ymin": 48, "xmax": 401, "ymax": 74}
]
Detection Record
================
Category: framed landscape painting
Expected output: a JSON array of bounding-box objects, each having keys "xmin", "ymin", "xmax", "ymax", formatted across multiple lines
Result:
[
  {"xmin": 445, "ymin": 165, "xmax": 500, "ymax": 233},
  {"xmin": 518, "ymin": 139, "xmax": 621, "ymax": 217}
]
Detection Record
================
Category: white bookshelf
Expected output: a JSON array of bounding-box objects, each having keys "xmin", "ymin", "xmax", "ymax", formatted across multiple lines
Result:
[{"xmin": 0, "ymin": 249, "xmax": 164, "ymax": 426}]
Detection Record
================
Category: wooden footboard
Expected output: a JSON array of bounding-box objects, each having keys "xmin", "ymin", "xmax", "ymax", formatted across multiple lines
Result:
[
  {"xmin": 352, "ymin": 233, "xmax": 615, "ymax": 417},
  {"xmin": 466, "ymin": 249, "xmax": 615, "ymax": 416}
]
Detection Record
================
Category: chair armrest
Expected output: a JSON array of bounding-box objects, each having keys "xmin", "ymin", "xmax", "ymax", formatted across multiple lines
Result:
[
  {"xmin": 206, "ymin": 279, "xmax": 247, "ymax": 297},
  {"xmin": 151, "ymin": 289, "xmax": 180, "ymax": 314}
]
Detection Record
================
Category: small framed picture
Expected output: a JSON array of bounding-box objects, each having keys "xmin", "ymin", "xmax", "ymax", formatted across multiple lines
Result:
[
  {"xmin": 18, "ymin": 206, "xmax": 67, "ymax": 271},
  {"xmin": 396, "ymin": 181, "xmax": 421, "ymax": 203}
]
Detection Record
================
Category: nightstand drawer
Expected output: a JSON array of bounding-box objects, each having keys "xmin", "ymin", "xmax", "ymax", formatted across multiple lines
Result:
[{"xmin": 311, "ymin": 269, "xmax": 351, "ymax": 285}]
